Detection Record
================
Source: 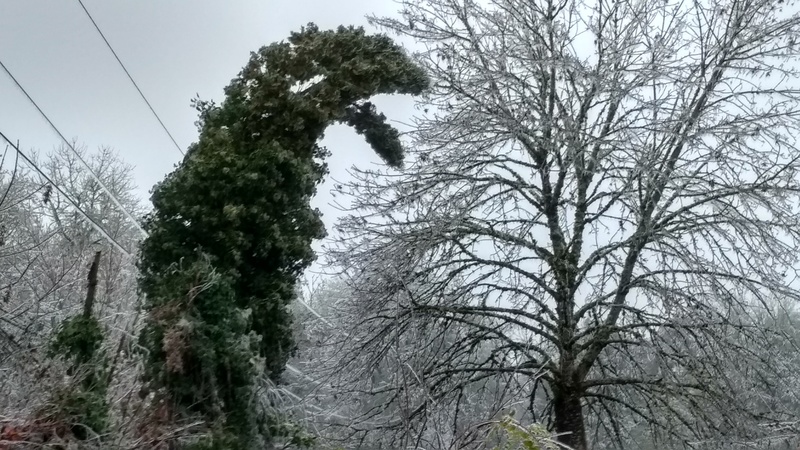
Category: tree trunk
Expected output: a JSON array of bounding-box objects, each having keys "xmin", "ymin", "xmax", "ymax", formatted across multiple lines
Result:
[
  {"xmin": 552, "ymin": 386, "xmax": 587, "ymax": 450},
  {"xmin": 83, "ymin": 251, "xmax": 101, "ymax": 319}
]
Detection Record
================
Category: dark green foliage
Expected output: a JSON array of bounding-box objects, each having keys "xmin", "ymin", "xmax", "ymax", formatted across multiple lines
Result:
[
  {"xmin": 139, "ymin": 256, "xmax": 262, "ymax": 448},
  {"xmin": 46, "ymin": 315, "xmax": 109, "ymax": 439},
  {"xmin": 49, "ymin": 315, "xmax": 104, "ymax": 365},
  {"xmin": 47, "ymin": 386, "xmax": 109, "ymax": 440},
  {"xmin": 138, "ymin": 23, "xmax": 427, "ymax": 448},
  {"xmin": 343, "ymin": 101, "xmax": 405, "ymax": 167}
]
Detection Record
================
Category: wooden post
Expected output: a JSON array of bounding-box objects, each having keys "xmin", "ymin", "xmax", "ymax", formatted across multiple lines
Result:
[{"xmin": 83, "ymin": 251, "xmax": 102, "ymax": 318}]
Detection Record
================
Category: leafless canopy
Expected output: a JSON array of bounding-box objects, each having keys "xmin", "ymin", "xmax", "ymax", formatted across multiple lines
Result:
[
  {"xmin": 326, "ymin": 0, "xmax": 800, "ymax": 448},
  {"xmin": 0, "ymin": 143, "xmax": 143, "ymax": 445}
]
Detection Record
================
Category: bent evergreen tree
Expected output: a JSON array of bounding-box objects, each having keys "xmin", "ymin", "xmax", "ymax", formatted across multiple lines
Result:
[{"xmin": 137, "ymin": 23, "xmax": 428, "ymax": 448}]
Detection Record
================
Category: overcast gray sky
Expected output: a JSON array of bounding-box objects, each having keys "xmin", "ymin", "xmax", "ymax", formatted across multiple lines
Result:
[{"xmin": 0, "ymin": 0, "xmax": 417, "ymax": 254}]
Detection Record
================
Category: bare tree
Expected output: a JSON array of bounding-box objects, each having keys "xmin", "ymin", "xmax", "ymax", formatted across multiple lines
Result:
[
  {"xmin": 39, "ymin": 143, "xmax": 142, "ymax": 328},
  {"xmin": 0, "ymin": 144, "xmax": 40, "ymax": 364},
  {"xmin": 0, "ymin": 142, "xmax": 144, "ymax": 446},
  {"xmin": 287, "ymin": 278, "xmax": 531, "ymax": 449},
  {"xmin": 326, "ymin": 0, "xmax": 800, "ymax": 448}
]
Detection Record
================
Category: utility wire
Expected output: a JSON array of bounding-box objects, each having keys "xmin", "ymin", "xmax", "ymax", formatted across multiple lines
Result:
[
  {"xmin": 76, "ymin": 0, "xmax": 185, "ymax": 156},
  {"xmin": 0, "ymin": 57, "xmax": 148, "ymax": 239},
  {"xmin": 0, "ymin": 130, "xmax": 133, "ymax": 258}
]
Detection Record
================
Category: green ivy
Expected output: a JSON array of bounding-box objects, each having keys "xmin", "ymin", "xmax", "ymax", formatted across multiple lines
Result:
[
  {"xmin": 49, "ymin": 315, "xmax": 104, "ymax": 365},
  {"xmin": 47, "ymin": 386, "xmax": 109, "ymax": 440},
  {"xmin": 138, "ymin": 23, "xmax": 427, "ymax": 448},
  {"xmin": 46, "ymin": 315, "xmax": 110, "ymax": 440},
  {"xmin": 139, "ymin": 256, "xmax": 261, "ymax": 449}
]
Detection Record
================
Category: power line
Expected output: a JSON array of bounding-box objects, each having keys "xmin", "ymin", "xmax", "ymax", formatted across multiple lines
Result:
[
  {"xmin": 76, "ymin": 0, "xmax": 185, "ymax": 156},
  {"xmin": 0, "ymin": 130, "xmax": 133, "ymax": 258},
  {"xmin": 0, "ymin": 57, "xmax": 148, "ymax": 239}
]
